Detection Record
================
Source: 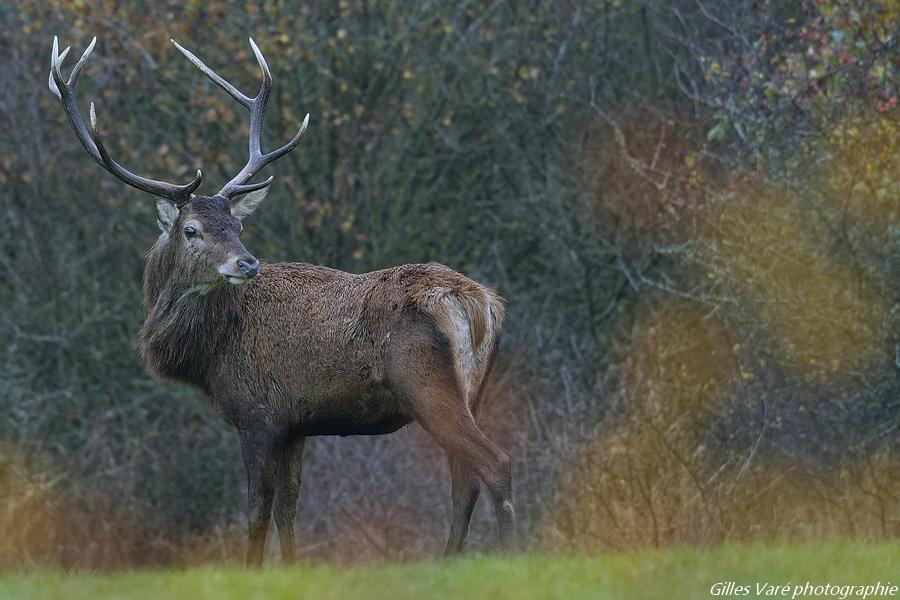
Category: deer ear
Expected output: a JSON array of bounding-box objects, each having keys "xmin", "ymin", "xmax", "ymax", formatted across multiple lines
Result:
[
  {"xmin": 230, "ymin": 183, "xmax": 271, "ymax": 221},
  {"xmin": 156, "ymin": 200, "xmax": 179, "ymax": 233}
]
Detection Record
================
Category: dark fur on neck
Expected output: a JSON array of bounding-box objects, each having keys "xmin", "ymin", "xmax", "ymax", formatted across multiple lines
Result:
[{"xmin": 136, "ymin": 235, "xmax": 243, "ymax": 393}]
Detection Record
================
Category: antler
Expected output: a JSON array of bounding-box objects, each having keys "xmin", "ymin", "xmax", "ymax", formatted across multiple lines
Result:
[
  {"xmin": 170, "ymin": 38, "xmax": 309, "ymax": 199},
  {"xmin": 49, "ymin": 37, "xmax": 202, "ymax": 206}
]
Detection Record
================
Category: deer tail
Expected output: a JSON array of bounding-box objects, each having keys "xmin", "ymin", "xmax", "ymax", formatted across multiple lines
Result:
[{"xmin": 435, "ymin": 285, "xmax": 505, "ymax": 412}]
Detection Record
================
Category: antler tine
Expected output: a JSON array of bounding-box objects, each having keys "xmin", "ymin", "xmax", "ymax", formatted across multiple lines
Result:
[
  {"xmin": 49, "ymin": 37, "xmax": 202, "ymax": 205},
  {"xmin": 246, "ymin": 37, "xmax": 272, "ymax": 158},
  {"xmin": 68, "ymin": 36, "xmax": 97, "ymax": 90},
  {"xmin": 48, "ymin": 37, "xmax": 70, "ymax": 100},
  {"xmin": 170, "ymin": 39, "xmax": 251, "ymax": 108},
  {"xmin": 50, "ymin": 36, "xmax": 101, "ymax": 164},
  {"xmin": 172, "ymin": 37, "xmax": 309, "ymax": 199}
]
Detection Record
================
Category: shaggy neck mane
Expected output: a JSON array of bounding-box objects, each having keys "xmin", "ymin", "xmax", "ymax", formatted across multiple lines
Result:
[{"xmin": 137, "ymin": 235, "xmax": 244, "ymax": 392}]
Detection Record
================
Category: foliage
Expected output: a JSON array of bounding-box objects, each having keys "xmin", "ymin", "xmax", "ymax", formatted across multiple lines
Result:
[{"xmin": 0, "ymin": 0, "xmax": 897, "ymax": 566}]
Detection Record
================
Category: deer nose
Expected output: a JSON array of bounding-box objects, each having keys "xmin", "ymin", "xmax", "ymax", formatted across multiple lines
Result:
[{"xmin": 238, "ymin": 258, "xmax": 259, "ymax": 279}]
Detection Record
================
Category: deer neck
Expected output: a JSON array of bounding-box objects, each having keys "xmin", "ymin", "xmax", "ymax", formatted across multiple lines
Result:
[{"xmin": 137, "ymin": 239, "xmax": 244, "ymax": 391}]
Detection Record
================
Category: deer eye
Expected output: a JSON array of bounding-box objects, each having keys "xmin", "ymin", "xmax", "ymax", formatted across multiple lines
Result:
[{"xmin": 184, "ymin": 226, "xmax": 198, "ymax": 238}]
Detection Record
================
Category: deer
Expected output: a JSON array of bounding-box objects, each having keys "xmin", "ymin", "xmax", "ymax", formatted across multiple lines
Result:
[{"xmin": 48, "ymin": 36, "xmax": 518, "ymax": 566}]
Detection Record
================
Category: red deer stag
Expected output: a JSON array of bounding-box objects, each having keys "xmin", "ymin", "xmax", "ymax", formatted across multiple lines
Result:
[{"xmin": 49, "ymin": 37, "xmax": 517, "ymax": 565}]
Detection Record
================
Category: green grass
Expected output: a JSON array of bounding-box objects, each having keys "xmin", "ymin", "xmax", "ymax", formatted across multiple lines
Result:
[{"xmin": 2, "ymin": 542, "xmax": 898, "ymax": 600}]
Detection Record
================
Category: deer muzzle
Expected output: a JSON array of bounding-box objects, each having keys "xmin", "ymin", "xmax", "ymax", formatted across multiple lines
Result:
[
  {"xmin": 219, "ymin": 254, "xmax": 260, "ymax": 284},
  {"xmin": 238, "ymin": 258, "xmax": 259, "ymax": 279}
]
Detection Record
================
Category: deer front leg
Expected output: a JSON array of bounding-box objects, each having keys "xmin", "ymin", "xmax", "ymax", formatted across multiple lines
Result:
[
  {"xmin": 240, "ymin": 429, "xmax": 278, "ymax": 567},
  {"xmin": 273, "ymin": 436, "xmax": 306, "ymax": 563}
]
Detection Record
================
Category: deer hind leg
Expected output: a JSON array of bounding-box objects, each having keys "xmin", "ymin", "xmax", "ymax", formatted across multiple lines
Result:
[
  {"xmin": 470, "ymin": 429, "xmax": 518, "ymax": 554},
  {"xmin": 239, "ymin": 428, "xmax": 279, "ymax": 567},
  {"xmin": 273, "ymin": 436, "xmax": 306, "ymax": 563},
  {"xmin": 389, "ymin": 334, "xmax": 518, "ymax": 553},
  {"xmin": 427, "ymin": 404, "xmax": 517, "ymax": 553},
  {"xmin": 444, "ymin": 373, "xmax": 493, "ymax": 556},
  {"xmin": 444, "ymin": 454, "xmax": 480, "ymax": 555}
]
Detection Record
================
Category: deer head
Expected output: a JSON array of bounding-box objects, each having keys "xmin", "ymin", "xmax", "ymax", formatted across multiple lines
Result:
[{"xmin": 49, "ymin": 36, "xmax": 309, "ymax": 287}]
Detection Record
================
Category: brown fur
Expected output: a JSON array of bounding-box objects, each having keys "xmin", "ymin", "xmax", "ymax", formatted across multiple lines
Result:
[
  {"xmin": 132, "ymin": 199, "xmax": 518, "ymax": 563},
  {"xmin": 138, "ymin": 259, "xmax": 503, "ymax": 431},
  {"xmin": 408, "ymin": 266, "xmax": 505, "ymax": 350},
  {"xmin": 52, "ymin": 36, "xmax": 518, "ymax": 565}
]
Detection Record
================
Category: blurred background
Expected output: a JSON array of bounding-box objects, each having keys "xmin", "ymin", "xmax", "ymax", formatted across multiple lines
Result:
[{"xmin": 0, "ymin": 0, "xmax": 897, "ymax": 568}]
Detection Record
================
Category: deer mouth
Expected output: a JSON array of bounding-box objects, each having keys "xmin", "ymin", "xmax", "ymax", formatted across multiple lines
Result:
[{"xmin": 223, "ymin": 275, "xmax": 251, "ymax": 285}]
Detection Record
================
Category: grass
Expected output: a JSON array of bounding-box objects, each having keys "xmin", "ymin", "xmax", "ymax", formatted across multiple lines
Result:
[{"xmin": 2, "ymin": 541, "xmax": 898, "ymax": 600}]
